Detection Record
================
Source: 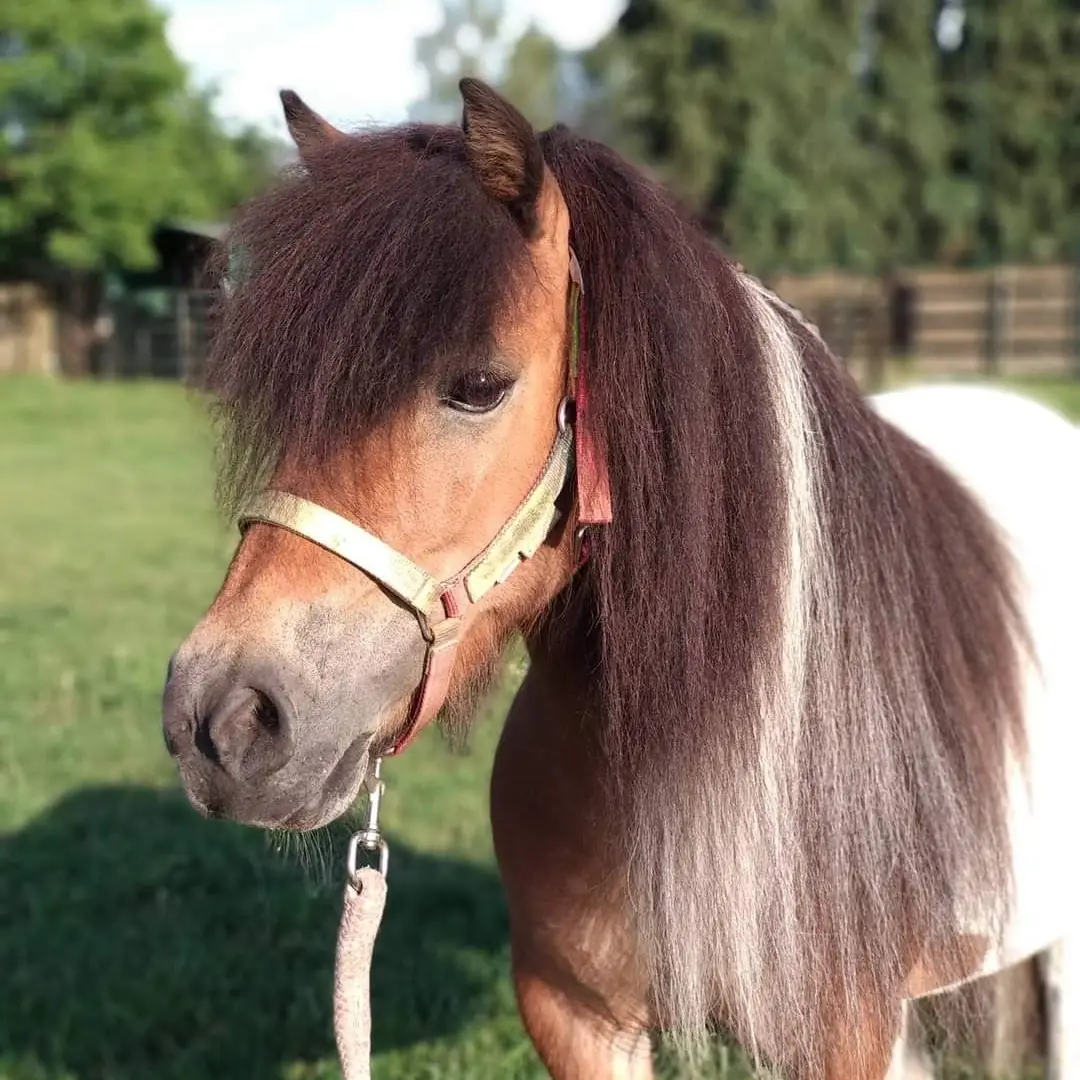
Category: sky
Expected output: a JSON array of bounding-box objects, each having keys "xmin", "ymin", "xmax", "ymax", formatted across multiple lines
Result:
[{"xmin": 158, "ymin": 0, "xmax": 624, "ymax": 136}]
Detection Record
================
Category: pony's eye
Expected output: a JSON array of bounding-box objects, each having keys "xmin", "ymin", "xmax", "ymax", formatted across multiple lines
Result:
[{"xmin": 442, "ymin": 370, "xmax": 513, "ymax": 414}]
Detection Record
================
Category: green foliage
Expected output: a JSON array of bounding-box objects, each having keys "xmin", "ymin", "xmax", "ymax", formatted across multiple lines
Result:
[
  {"xmin": 0, "ymin": 0, "xmax": 278, "ymax": 272},
  {"xmin": 938, "ymin": 0, "xmax": 1080, "ymax": 264},
  {"xmin": 501, "ymin": 25, "xmax": 563, "ymax": 131},
  {"xmin": 725, "ymin": 0, "xmax": 873, "ymax": 270},
  {"xmin": 173, "ymin": 87, "xmax": 284, "ymax": 227},
  {"xmin": 852, "ymin": 0, "xmax": 954, "ymax": 267},
  {"xmin": 595, "ymin": 0, "xmax": 1080, "ymax": 273},
  {"xmin": 598, "ymin": 2, "xmax": 754, "ymax": 225}
]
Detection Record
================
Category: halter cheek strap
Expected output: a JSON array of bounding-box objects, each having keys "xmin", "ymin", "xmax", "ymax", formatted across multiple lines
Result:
[{"xmin": 238, "ymin": 413, "xmax": 574, "ymax": 755}]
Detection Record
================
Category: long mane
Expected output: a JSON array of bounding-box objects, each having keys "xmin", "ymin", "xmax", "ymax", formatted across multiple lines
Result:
[{"xmin": 540, "ymin": 127, "xmax": 1028, "ymax": 1071}]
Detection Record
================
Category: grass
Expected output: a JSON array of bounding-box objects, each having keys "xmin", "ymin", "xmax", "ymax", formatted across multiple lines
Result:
[
  {"xmin": 1, "ymin": 373, "xmax": 1077, "ymax": 1080},
  {"xmin": 0, "ymin": 377, "xmax": 547, "ymax": 1080}
]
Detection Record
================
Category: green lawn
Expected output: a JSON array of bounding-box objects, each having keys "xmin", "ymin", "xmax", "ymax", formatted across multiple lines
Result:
[
  {"xmin": 0, "ymin": 377, "xmax": 539, "ymax": 1080},
  {"xmin": 1, "ymin": 374, "xmax": 1076, "ymax": 1080}
]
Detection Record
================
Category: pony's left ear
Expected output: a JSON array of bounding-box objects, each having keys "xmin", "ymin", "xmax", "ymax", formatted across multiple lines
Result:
[
  {"xmin": 459, "ymin": 77, "xmax": 545, "ymax": 237},
  {"xmin": 280, "ymin": 89, "xmax": 346, "ymax": 158}
]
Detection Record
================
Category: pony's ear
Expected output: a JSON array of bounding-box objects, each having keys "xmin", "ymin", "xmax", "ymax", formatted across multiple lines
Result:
[
  {"xmin": 279, "ymin": 90, "xmax": 345, "ymax": 157},
  {"xmin": 459, "ymin": 77, "xmax": 545, "ymax": 237}
]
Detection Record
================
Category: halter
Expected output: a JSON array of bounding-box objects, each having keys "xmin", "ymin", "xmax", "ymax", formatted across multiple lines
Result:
[{"xmin": 237, "ymin": 252, "xmax": 610, "ymax": 756}]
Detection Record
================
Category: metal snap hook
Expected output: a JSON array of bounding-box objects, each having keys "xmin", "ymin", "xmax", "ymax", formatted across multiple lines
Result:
[
  {"xmin": 346, "ymin": 757, "xmax": 390, "ymax": 883},
  {"xmin": 573, "ymin": 525, "xmax": 589, "ymax": 567},
  {"xmin": 347, "ymin": 830, "xmax": 389, "ymax": 882}
]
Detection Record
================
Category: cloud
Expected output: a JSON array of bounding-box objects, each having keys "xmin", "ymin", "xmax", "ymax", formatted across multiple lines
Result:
[
  {"xmin": 158, "ymin": 0, "xmax": 623, "ymax": 134},
  {"xmin": 160, "ymin": 0, "xmax": 441, "ymax": 133}
]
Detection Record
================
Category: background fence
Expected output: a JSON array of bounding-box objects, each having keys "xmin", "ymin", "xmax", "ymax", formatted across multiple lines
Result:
[
  {"xmin": 0, "ymin": 283, "xmax": 58, "ymax": 376},
  {"xmin": 770, "ymin": 263, "xmax": 1080, "ymax": 387},
  {"xmin": 0, "ymin": 283, "xmax": 214, "ymax": 380},
  {"xmin": 3, "ymin": 267, "xmax": 1079, "ymax": 386},
  {"xmin": 95, "ymin": 289, "xmax": 214, "ymax": 380}
]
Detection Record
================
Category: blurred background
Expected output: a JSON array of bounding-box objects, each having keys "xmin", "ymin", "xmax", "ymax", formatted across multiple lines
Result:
[{"xmin": 0, "ymin": 1, "xmax": 1075, "ymax": 1078}]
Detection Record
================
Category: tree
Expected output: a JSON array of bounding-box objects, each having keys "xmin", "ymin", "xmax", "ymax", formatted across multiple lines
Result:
[
  {"xmin": 409, "ymin": 0, "xmax": 505, "ymax": 123},
  {"xmin": 595, "ymin": 0, "xmax": 1080, "ymax": 270},
  {"xmin": 732, "ymin": 0, "xmax": 953, "ymax": 272},
  {"xmin": 173, "ymin": 87, "xmax": 285, "ymax": 219},
  {"xmin": 410, "ymin": 0, "xmax": 601, "ymax": 134},
  {"xmin": 0, "ymin": 0, "xmax": 279, "ymax": 369},
  {"xmin": 938, "ymin": 0, "xmax": 1080, "ymax": 264},
  {"xmin": 501, "ymin": 24, "xmax": 564, "ymax": 131},
  {"xmin": 592, "ymin": 0, "xmax": 760, "ymax": 245},
  {"xmin": 851, "ymin": 0, "xmax": 955, "ymax": 268},
  {"xmin": 730, "ymin": 0, "xmax": 874, "ymax": 271},
  {"xmin": 598, "ymin": 0, "xmax": 946, "ymax": 272}
]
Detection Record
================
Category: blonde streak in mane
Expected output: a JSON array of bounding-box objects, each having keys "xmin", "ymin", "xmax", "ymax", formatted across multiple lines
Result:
[
  {"xmin": 645, "ymin": 267, "xmax": 963, "ymax": 1069},
  {"xmin": 736, "ymin": 275, "xmax": 905, "ymax": 1069},
  {"xmin": 726, "ymin": 273, "xmax": 839, "ymax": 1061},
  {"xmin": 736, "ymin": 275, "xmax": 988, "ymax": 1062},
  {"xmin": 738, "ymin": 273, "xmax": 824, "ymax": 737},
  {"xmin": 639, "ymin": 268, "xmax": 829, "ymax": 1062}
]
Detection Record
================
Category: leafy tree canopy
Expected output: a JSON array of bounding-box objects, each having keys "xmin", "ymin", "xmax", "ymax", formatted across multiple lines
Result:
[
  {"xmin": 0, "ymin": 0, "xmax": 281, "ymax": 272},
  {"xmin": 596, "ymin": 0, "xmax": 1080, "ymax": 270}
]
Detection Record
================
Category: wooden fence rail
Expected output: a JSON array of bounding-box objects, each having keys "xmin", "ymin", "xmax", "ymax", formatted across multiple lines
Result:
[
  {"xmin": 3, "ymin": 266, "xmax": 1080, "ymax": 385},
  {"xmin": 769, "ymin": 263, "xmax": 1080, "ymax": 386}
]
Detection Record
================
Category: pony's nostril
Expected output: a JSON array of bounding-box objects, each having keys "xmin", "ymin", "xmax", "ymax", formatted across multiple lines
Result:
[
  {"xmin": 198, "ymin": 685, "xmax": 295, "ymax": 782},
  {"xmin": 253, "ymin": 689, "xmax": 281, "ymax": 734}
]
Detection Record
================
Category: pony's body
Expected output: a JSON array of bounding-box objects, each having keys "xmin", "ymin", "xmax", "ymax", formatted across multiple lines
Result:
[
  {"xmin": 162, "ymin": 81, "xmax": 1080, "ymax": 1080},
  {"xmin": 869, "ymin": 386, "xmax": 1080, "ymax": 986}
]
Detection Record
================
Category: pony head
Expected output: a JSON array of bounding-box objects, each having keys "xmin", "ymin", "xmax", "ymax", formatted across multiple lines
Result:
[{"xmin": 162, "ymin": 81, "xmax": 580, "ymax": 829}]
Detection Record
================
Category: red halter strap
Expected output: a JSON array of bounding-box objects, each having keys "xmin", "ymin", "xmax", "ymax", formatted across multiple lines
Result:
[{"xmin": 568, "ymin": 250, "xmax": 613, "ymax": 568}]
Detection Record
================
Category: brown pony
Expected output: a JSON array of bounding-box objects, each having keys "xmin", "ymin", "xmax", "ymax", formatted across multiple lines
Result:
[{"xmin": 162, "ymin": 80, "xmax": 1044, "ymax": 1079}]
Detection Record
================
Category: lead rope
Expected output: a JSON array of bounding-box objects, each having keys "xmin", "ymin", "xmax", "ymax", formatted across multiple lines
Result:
[{"xmin": 334, "ymin": 759, "xmax": 389, "ymax": 1080}]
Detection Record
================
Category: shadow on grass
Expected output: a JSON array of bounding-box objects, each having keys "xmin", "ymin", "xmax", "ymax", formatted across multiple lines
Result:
[{"xmin": 0, "ymin": 785, "xmax": 510, "ymax": 1080}]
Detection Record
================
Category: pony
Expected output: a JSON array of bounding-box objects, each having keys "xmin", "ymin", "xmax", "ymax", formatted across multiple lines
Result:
[{"xmin": 162, "ymin": 79, "xmax": 1080, "ymax": 1080}]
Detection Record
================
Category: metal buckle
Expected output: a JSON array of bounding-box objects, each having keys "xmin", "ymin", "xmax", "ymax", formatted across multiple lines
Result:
[
  {"xmin": 346, "ymin": 757, "xmax": 389, "ymax": 883},
  {"xmin": 557, "ymin": 395, "xmax": 574, "ymax": 433}
]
